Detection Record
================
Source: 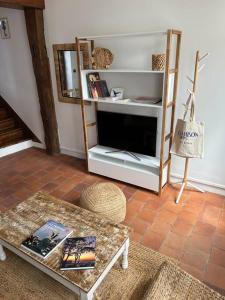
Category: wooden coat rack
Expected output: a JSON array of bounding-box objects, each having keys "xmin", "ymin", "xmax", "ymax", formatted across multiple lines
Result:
[{"xmin": 175, "ymin": 50, "xmax": 209, "ymax": 204}]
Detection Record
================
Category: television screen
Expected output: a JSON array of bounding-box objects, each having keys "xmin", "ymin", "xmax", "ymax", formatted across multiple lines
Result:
[{"xmin": 97, "ymin": 111, "xmax": 157, "ymax": 157}]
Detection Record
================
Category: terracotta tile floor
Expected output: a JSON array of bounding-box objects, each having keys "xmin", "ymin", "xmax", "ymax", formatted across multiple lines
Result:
[{"xmin": 0, "ymin": 148, "xmax": 225, "ymax": 293}]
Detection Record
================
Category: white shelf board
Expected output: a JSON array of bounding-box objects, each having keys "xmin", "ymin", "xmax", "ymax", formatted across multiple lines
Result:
[
  {"xmin": 78, "ymin": 31, "xmax": 166, "ymax": 40},
  {"xmin": 81, "ymin": 69, "xmax": 164, "ymax": 74},
  {"xmin": 88, "ymin": 145, "xmax": 160, "ymax": 168},
  {"xmin": 83, "ymin": 97, "xmax": 162, "ymax": 109}
]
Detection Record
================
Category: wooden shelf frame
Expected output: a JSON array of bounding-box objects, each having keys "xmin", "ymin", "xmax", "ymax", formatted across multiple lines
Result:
[
  {"xmin": 159, "ymin": 29, "xmax": 182, "ymax": 195},
  {"xmin": 76, "ymin": 29, "xmax": 182, "ymax": 194}
]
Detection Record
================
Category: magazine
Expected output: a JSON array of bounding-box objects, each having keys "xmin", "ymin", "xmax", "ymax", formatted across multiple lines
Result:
[
  {"xmin": 21, "ymin": 220, "xmax": 73, "ymax": 259},
  {"xmin": 60, "ymin": 236, "xmax": 96, "ymax": 270},
  {"xmin": 86, "ymin": 72, "xmax": 110, "ymax": 98}
]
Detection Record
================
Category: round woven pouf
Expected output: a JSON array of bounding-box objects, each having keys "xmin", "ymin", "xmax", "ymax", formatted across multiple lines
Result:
[{"xmin": 80, "ymin": 182, "xmax": 126, "ymax": 224}]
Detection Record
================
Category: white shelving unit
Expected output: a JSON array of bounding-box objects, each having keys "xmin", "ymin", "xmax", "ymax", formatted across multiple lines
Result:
[
  {"xmin": 76, "ymin": 29, "xmax": 182, "ymax": 194},
  {"xmin": 82, "ymin": 97, "xmax": 162, "ymax": 109},
  {"xmin": 88, "ymin": 146, "xmax": 167, "ymax": 191},
  {"xmin": 78, "ymin": 30, "xmax": 167, "ymax": 39},
  {"xmin": 81, "ymin": 69, "xmax": 165, "ymax": 74},
  {"xmin": 80, "ymin": 69, "xmax": 165, "ymax": 108}
]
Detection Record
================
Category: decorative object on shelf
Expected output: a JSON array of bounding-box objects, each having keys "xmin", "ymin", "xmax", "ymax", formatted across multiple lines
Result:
[
  {"xmin": 80, "ymin": 182, "xmax": 126, "ymax": 224},
  {"xmin": 110, "ymin": 88, "xmax": 124, "ymax": 100},
  {"xmin": 152, "ymin": 54, "xmax": 166, "ymax": 71},
  {"xmin": 91, "ymin": 47, "xmax": 114, "ymax": 69},
  {"xmin": 0, "ymin": 18, "xmax": 10, "ymax": 39},
  {"xmin": 171, "ymin": 50, "xmax": 209, "ymax": 204},
  {"xmin": 131, "ymin": 96, "xmax": 161, "ymax": 104}
]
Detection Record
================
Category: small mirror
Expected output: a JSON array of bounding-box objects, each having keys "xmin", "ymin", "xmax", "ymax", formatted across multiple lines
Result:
[
  {"xmin": 53, "ymin": 43, "xmax": 89, "ymax": 103},
  {"xmin": 58, "ymin": 50, "xmax": 80, "ymax": 98}
]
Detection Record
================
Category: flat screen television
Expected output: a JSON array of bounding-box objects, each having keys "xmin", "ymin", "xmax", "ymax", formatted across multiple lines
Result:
[{"xmin": 97, "ymin": 111, "xmax": 157, "ymax": 157}]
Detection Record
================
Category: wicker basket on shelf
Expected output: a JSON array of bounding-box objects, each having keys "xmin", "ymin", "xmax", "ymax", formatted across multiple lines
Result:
[{"xmin": 152, "ymin": 54, "xmax": 166, "ymax": 71}]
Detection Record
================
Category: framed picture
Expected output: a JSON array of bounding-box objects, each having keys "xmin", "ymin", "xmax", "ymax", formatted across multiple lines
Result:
[{"xmin": 0, "ymin": 18, "xmax": 10, "ymax": 39}]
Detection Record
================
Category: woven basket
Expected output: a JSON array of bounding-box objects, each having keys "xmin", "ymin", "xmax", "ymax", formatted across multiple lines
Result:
[
  {"xmin": 92, "ymin": 47, "xmax": 113, "ymax": 69},
  {"xmin": 152, "ymin": 54, "xmax": 166, "ymax": 71},
  {"xmin": 80, "ymin": 182, "xmax": 126, "ymax": 224}
]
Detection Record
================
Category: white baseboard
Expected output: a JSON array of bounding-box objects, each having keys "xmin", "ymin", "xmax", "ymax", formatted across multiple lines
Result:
[
  {"xmin": 60, "ymin": 147, "xmax": 85, "ymax": 159},
  {"xmin": 32, "ymin": 141, "xmax": 46, "ymax": 149},
  {"xmin": 171, "ymin": 172, "xmax": 225, "ymax": 196},
  {"xmin": 4, "ymin": 142, "xmax": 221, "ymax": 196},
  {"xmin": 0, "ymin": 141, "xmax": 46, "ymax": 158},
  {"xmin": 0, "ymin": 140, "xmax": 33, "ymax": 158},
  {"xmin": 59, "ymin": 148, "xmax": 225, "ymax": 196}
]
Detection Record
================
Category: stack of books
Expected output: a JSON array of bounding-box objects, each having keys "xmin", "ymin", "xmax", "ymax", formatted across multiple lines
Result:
[
  {"xmin": 21, "ymin": 220, "xmax": 96, "ymax": 270},
  {"xmin": 86, "ymin": 72, "xmax": 110, "ymax": 98}
]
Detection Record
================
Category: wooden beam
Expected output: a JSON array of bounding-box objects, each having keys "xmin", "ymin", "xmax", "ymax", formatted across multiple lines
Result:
[
  {"xmin": 24, "ymin": 8, "xmax": 60, "ymax": 155},
  {"xmin": 0, "ymin": 0, "xmax": 44, "ymax": 9}
]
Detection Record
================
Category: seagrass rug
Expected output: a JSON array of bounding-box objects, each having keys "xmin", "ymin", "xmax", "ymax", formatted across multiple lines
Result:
[
  {"xmin": 0, "ymin": 241, "xmax": 224, "ymax": 300},
  {"xmin": 0, "ymin": 241, "xmax": 169, "ymax": 300}
]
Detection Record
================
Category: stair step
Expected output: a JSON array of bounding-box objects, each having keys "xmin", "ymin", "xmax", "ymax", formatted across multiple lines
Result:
[
  {"xmin": 0, "ymin": 118, "xmax": 16, "ymax": 133},
  {"xmin": 0, "ymin": 128, "xmax": 24, "ymax": 147},
  {"xmin": 0, "ymin": 138, "xmax": 30, "ymax": 149},
  {"xmin": 0, "ymin": 108, "xmax": 8, "ymax": 120}
]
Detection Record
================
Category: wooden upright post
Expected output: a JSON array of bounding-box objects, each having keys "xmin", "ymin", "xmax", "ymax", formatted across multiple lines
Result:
[
  {"xmin": 24, "ymin": 8, "xmax": 60, "ymax": 155},
  {"xmin": 167, "ymin": 33, "xmax": 182, "ymax": 182},
  {"xmin": 159, "ymin": 29, "xmax": 172, "ymax": 195},
  {"xmin": 76, "ymin": 37, "xmax": 89, "ymax": 162},
  {"xmin": 159, "ymin": 29, "xmax": 182, "ymax": 195}
]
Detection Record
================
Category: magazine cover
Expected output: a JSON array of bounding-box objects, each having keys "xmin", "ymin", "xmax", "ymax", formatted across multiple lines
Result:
[
  {"xmin": 60, "ymin": 236, "xmax": 96, "ymax": 270},
  {"xmin": 21, "ymin": 220, "xmax": 73, "ymax": 259},
  {"xmin": 86, "ymin": 72, "xmax": 100, "ymax": 98}
]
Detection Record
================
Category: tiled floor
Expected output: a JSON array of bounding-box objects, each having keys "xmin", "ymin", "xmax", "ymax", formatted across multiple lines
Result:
[{"xmin": 0, "ymin": 148, "xmax": 225, "ymax": 293}]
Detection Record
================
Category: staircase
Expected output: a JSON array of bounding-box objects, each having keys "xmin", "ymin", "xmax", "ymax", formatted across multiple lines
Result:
[{"xmin": 0, "ymin": 96, "xmax": 39, "ymax": 148}]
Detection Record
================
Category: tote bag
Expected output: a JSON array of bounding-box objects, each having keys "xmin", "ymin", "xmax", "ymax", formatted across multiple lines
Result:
[{"xmin": 170, "ymin": 92, "xmax": 204, "ymax": 158}]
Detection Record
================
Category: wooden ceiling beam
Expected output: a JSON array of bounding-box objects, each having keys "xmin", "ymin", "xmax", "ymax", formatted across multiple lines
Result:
[{"xmin": 0, "ymin": 0, "xmax": 45, "ymax": 9}]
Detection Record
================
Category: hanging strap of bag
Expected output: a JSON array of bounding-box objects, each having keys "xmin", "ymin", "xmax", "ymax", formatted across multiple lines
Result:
[{"xmin": 183, "ymin": 91, "xmax": 196, "ymax": 122}]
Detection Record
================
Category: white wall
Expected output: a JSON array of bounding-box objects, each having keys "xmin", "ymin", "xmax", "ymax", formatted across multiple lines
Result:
[
  {"xmin": 1, "ymin": 1, "xmax": 225, "ymax": 192},
  {"xmin": 0, "ymin": 7, "xmax": 44, "ymax": 143}
]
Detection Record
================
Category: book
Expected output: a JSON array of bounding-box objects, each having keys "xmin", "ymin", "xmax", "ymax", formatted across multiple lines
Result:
[
  {"xmin": 86, "ymin": 72, "xmax": 100, "ymax": 98},
  {"xmin": 95, "ymin": 80, "xmax": 103, "ymax": 98},
  {"xmin": 60, "ymin": 236, "xmax": 96, "ymax": 270},
  {"xmin": 21, "ymin": 220, "xmax": 73, "ymax": 259},
  {"xmin": 99, "ymin": 80, "xmax": 110, "ymax": 97}
]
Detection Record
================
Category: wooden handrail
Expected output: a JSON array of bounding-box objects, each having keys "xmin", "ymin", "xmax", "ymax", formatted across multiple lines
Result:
[{"xmin": 0, "ymin": 0, "xmax": 45, "ymax": 9}]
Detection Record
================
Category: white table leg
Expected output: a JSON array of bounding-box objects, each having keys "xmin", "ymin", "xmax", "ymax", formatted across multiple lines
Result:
[
  {"xmin": 80, "ymin": 290, "xmax": 93, "ymax": 300},
  {"xmin": 0, "ymin": 244, "xmax": 6, "ymax": 261},
  {"xmin": 122, "ymin": 238, "xmax": 129, "ymax": 269}
]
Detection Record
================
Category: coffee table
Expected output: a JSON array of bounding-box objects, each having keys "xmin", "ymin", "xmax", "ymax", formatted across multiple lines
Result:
[{"xmin": 0, "ymin": 191, "xmax": 130, "ymax": 300}]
